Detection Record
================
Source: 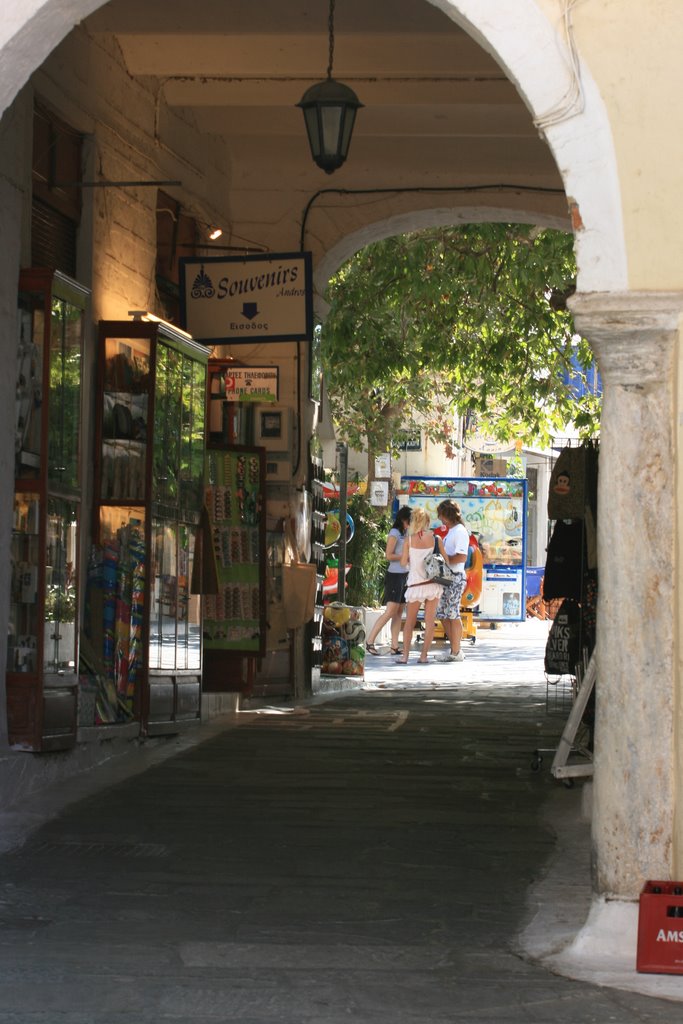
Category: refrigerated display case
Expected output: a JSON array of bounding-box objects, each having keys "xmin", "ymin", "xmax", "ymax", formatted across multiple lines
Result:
[
  {"xmin": 7, "ymin": 269, "xmax": 89, "ymax": 750},
  {"xmin": 90, "ymin": 316, "xmax": 208, "ymax": 733}
]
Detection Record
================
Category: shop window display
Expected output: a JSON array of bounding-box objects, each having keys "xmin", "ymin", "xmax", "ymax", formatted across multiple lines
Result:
[
  {"xmin": 7, "ymin": 269, "xmax": 89, "ymax": 751},
  {"xmin": 90, "ymin": 317, "xmax": 207, "ymax": 733}
]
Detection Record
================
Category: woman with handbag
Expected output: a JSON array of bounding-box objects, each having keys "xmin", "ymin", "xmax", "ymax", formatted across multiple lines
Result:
[
  {"xmin": 434, "ymin": 499, "xmax": 470, "ymax": 663},
  {"xmin": 395, "ymin": 507, "xmax": 444, "ymax": 665}
]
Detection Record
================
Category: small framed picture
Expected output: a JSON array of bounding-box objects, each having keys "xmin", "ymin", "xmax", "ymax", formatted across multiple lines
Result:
[
  {"xmin": 260, "ymin": 411, "xmax": 283, "ymax": 439},
  {"xmin": 253, "ymin": 404, "xmax": 291, "ymax": 451}
]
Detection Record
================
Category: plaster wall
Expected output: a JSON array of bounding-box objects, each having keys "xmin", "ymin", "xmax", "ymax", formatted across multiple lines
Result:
[
  {"xmin": 535, "ymin": 0, "xmax": 683, "ymax": 292},
  {"xmin": 32, "ymin": 25, "xmax": 232, "ymax": 324},
  {"xmin": 0, "ymin": 0, "xmax": 103, "ymax": 116},
  {"xmin": 0, "ymin": 0, "xmax": 625, "ymax": 296},
  {"xmin": 322, "ymin": 433, "xmax": 469, "ymax": 486}
]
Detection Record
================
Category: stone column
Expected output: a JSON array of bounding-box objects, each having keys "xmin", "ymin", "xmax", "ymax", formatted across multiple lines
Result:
[{"xmin": 569, "ymin": 291, "xmax": 682, "ymax": 898}]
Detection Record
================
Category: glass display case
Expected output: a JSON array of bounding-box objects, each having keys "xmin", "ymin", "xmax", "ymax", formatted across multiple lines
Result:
[
  {"xmin": 90, "ymin": 316, "xmax": 208, "ymax": 734},
  {"xmin": 6, "ymin": 269, "xmax": 89, "ymax": 751}
]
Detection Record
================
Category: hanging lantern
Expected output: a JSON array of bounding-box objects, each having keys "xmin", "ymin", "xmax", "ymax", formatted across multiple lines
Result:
[{"xmin": 297, "ymin": 0, "xmax": 363, "ymax": 174}]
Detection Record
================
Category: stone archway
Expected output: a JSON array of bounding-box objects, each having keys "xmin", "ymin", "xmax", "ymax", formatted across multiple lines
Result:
[
  {"xmin": 431, "ymin": 0, "xmax": 627, "ymax": 292},
  {"xmin": 314, "ymin": 203, "xmax": 570, "ymax": 301},
  {"xmin": 2, "ymin": 0, "xmax": 625, "ymax": 294},
  {"xmin": 4, "ymin": 0, "xmax": 677, "ymax": 911}
]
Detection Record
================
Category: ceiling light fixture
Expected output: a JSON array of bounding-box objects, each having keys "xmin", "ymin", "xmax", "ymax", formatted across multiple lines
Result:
[
  {"xmin": 297, "ymin": 0, "xmax": 363, "ymax": 175},
  {"xmin": 208, "ymin": 226, "xmax": 223, "ymax": 240}
]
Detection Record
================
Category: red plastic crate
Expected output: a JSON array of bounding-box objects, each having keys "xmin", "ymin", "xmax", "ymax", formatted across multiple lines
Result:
[{"xmin": 637, "ymin": 880, "xmax": 683, "ymax": 974}]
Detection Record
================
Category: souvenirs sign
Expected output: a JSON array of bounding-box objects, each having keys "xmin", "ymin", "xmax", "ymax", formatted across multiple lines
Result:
[{"xmin": 180, "ymin": 252, "xmax": 313, "ymax": 343}]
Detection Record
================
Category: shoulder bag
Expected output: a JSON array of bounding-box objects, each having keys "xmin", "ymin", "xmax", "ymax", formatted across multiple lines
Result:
[{"xmin": 423, "ymin": 538, "xmax": 457, "ymax": 588}]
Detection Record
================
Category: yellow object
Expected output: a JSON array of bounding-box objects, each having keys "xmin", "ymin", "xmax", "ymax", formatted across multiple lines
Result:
[
  {"xmin": 324, "ymin": 601, "xmax": 351, "ymax": 626},
  {"xmin": 324, "ymin": 513, "xmax": 341, "ymax": 547},
  {"xmin": 460, "ymin": 608, "xmax": 477, "ymax": 643},
  {"xmin": 428, "ymin": 614, "xmax": 476, "ymax": 643}
]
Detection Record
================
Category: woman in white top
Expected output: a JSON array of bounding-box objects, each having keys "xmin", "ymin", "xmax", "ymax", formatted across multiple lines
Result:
[
  {"xmin": 396, "ymin": 507, "xmax": 444, "ymax": 664},
  {"xmin": 434, "ymin": 499, "xmax": 470, "ymax": 662}
]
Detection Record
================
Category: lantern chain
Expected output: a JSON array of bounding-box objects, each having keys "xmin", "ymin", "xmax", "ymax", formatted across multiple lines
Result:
[{"xmin": 327, "ymin": 0, "xmax": 335, "ymax": 79}]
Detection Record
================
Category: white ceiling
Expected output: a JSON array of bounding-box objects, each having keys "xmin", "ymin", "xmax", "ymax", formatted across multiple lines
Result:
[{"xmin": 86, "ymin": 0, "xmax": 561, "ymax": 186}]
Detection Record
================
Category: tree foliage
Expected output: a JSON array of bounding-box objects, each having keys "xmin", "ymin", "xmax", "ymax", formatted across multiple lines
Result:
[
  {"xmin": 343, "ymin": 492, "xmax": 391, "ymax": 607},
  {"xmin": 322, "ymin": 224, "xmax": 600, "ymax": 465}
]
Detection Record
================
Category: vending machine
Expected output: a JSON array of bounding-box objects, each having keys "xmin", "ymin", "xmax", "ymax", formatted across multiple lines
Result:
[{"xmin": 396, "ymin": 476, "xmax": 527, "ymax": 622}]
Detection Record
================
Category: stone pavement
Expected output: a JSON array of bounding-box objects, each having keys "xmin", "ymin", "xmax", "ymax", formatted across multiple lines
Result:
[{"xmin": 0, "ymin": 620, "xmax": 681, "ymax": 1022}]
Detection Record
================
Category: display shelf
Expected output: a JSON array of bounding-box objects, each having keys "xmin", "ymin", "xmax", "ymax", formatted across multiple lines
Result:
[
  {"xmin": 90, "ymin": 317, "xmax": 207, "ymax": 733},
  {"xmin": 6, "ymin": 268, "xmax": 89, "ymax": 751},
  {"xmin": 309, "ymin": 455, "xmax": 326, "ymax": 672},
  {"xmin": 202, "ymin": 444, "xmax": 266, "ymax": 656}
]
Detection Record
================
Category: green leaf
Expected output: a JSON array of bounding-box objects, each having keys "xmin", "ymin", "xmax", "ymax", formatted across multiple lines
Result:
[{"xmin": 322, "ymin": 225, "xmax": 600, "ymax": 462}]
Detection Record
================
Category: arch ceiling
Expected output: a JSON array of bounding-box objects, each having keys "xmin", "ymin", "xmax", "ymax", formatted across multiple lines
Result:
[{"xmin": 3, "ymin": 0, "xmax": 625, "ymax": 291}]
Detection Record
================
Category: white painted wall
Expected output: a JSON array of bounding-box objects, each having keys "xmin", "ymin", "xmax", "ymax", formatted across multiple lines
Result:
[{"xmin": 320, "ymin": 431, "xmax": 552, "ymax": 567}]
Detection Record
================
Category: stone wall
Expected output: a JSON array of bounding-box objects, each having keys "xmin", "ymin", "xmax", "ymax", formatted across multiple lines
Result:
[{"xmin": 0, "ymin": 23, "xmax": 236, "ymax": 798}]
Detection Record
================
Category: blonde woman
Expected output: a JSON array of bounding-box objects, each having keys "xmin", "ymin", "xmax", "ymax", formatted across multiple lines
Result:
[{"xmin": 396, "ymin": 507, "xmax": 444, "ymax": 665}]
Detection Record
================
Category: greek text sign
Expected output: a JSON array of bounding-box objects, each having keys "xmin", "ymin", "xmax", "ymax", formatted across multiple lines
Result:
[
  {"xmin": 180, "ymin": 253, "xmax": 313, "ymax": 343},
  {"xmin": 210, "ymin": 366, "xmax": 279, "ymax": 402},
  {"xmin": 369, "ymin": 480, "xmax": 390, "ymax": 506}
]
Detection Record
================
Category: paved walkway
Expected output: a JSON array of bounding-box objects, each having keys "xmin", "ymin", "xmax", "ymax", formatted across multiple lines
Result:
[{"xmin": 0, "ymin": 620, "xmax": 681, "ymax": 1022}]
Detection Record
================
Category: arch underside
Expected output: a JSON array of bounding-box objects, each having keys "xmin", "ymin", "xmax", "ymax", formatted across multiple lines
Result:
[
  {"xmin": 0, "ymin": 0, "xmax": 625, "ymax": 294},
  {"xmin": 312, "ymin": 199, "xmax": 571, "ymax": 298}
]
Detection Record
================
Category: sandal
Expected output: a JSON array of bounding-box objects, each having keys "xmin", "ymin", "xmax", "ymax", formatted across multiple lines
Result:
[
  {"xmin": 366, "ymin": 643, "xmax": 380, "ymax": 656},
  {"xmin": 390, "ymin": 647, "xmax": 401, "ymax": 656}
]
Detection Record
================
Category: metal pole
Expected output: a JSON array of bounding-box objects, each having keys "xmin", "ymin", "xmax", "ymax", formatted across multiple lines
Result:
[{"xmin": 336, "ymin": 442, "xmax": 348, "ymax": 603}]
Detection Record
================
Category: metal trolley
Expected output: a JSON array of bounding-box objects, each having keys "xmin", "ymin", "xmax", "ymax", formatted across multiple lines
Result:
[{"xmin": 531, "ymin": 650, "xmax": 595, "ymax": 787}]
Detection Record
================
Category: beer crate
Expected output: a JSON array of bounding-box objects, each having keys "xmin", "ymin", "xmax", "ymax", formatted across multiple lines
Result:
[{"xmin": 637, "ymin": 880, "xmax": 683, "ymax": 974}]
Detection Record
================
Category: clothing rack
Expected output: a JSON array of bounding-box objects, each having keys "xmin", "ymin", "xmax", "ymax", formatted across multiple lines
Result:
[
  {"xmin": 531, "ymin": 438, "xmax": 598, "ymax": 785},
  {"xmin": 531, "ymin": 649, "xmax": 595, "ymax": 786}
]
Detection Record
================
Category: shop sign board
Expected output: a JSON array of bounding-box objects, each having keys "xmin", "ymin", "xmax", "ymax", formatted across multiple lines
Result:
[
  {"xmin": 180, "ymin": 252, "xmax": 313, "ymax": 343},
  {"xmin": 369, "ymin": 480, "xmax": 390, "ymax": 506},
  {"xmin": 209, "ymin": 365, "xmax": 278, "ymax": 402},
  {"xmin": 396, "ymin": 429, "xmax": 422, "ymax": 451}
]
